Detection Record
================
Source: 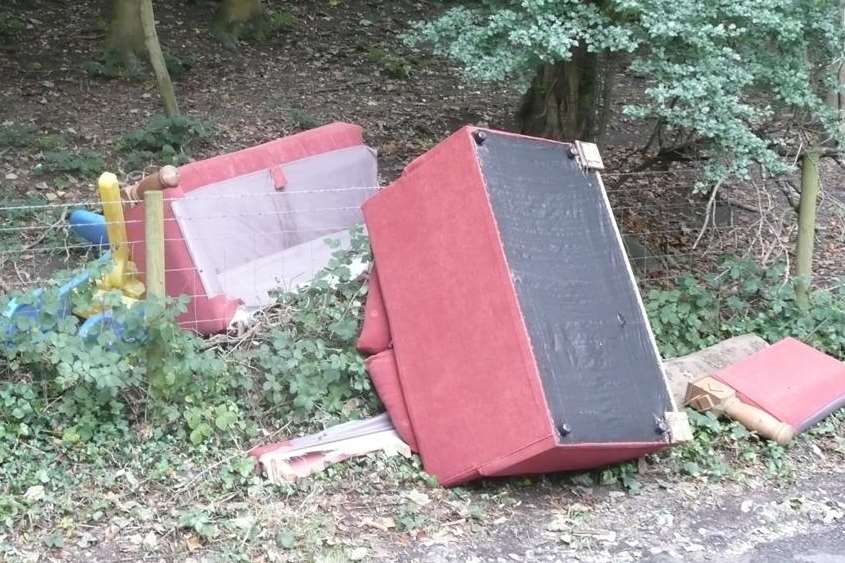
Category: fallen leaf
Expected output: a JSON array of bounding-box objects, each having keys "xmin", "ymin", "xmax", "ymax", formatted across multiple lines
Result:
[
  {"xmin": 185, "ymin": 534, "xmax": 202, "ymax": 552},
  {"xmin": 23, "ymin": 485, "xmax": 45, "ymax": 503},
  {"xmin": 142, "ymin": 531, "xmax": 158, "ymax": 549},
  {"xmin": 363, "ymin": 516, "xmax": 395, "ymax": 531},
  {"xmin": 347, "ymin": 547, "xmax": 368, "ymax": 561},
  {"xmin": 405, "ymin": 490, "xmax": 431, "ymax": 507}
]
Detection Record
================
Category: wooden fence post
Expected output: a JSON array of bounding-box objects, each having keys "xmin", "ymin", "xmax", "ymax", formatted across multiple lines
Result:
[
  {"xmin": 795, "ymin": 148, "xmax": 820, "ymax": 311},
  {"xmin": 144, "ymin": 190, "xmax": 166, "ymax": 299}
]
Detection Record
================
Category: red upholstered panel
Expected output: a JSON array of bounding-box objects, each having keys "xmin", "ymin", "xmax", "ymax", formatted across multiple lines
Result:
[
  {"xmin": 365, "ymin": 349, "xmax": 417, "ymax": 451},
  {"xmin": 363, "ymin": 127, "xmax": 554, "ymax": 485},
  {"xmin": 125, "ymin": 123, "xmax": 366, "ymax": 333},
  {"xmin": 483, "ymin": 443, "xmax": 667, "ymax": 478},
  {"xmin": 714, "ymin": 337, "xmax": 845, "ymax": 432},
  {"xmin": 357, "ymin": 267, "xmax": 391, "ymax": 355}
]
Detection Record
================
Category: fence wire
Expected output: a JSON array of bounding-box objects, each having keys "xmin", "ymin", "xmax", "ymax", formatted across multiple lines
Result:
[{"xmin": 0, "ymin": 171, "xmax": 790, "ymax": 333}]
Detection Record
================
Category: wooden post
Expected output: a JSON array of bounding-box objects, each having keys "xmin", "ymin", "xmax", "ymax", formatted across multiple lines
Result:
[
  {"xmin": 139, "ymin": 0, "xmax": 180, "ymax": 117},
  {"xmin": 795, "ymin": 149, "xmax": 820, "ymax": 310},
  {"xmin": 144, "ymin": 190, "xmax": 166, "ymax": 298}
]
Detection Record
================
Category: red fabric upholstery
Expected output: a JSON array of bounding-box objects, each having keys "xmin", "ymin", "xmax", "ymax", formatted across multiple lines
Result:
[
  {"xmin": 361, "ymin": 126, "xmax": 676, "ymax": 486},
  {"xmin": 715, "ymin": 337, "xmax": 845, "ymax": 432},
  {"xmin": 365, "ymin": 349, "xmax": 418, "ymax": 451},
  {"xmin": 357, "ymin": 267, "xmax": 392, "ymax": 355}
]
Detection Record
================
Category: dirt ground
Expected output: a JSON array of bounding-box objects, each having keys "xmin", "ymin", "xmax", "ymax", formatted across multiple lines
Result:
[{"xmin": 1, "ymin": 1, "xmax": 845, "ymax": 562}]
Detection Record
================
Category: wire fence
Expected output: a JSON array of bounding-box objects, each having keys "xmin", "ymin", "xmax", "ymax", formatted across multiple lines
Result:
[{"xmin": 0, "ymin": 169, "xmax": 806, "ymax": 335}]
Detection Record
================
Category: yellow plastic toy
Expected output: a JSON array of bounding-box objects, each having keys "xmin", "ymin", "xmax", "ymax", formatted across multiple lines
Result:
[
  {"xmin": 72, "ymin": 173, "xmax": 146, "ymax": 319},
  {"xmin": 97, "ymin": 172, "xmax": 146, "ymax": 299}
]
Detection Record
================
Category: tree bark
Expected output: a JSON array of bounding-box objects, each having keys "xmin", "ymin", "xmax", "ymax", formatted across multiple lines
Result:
[
  {"xmin": 517, "ymin": 46, "xmax": 609, "ymax": 144},
  {"xmin": 212, "ymin": 0, "xmax": 264, "ymax": 41},
  {"xmin": 106, "ymin": 0, "xmax": 145, "ymax": 66},
  {"xmin": 140, "ymin": 0, "xmax": 179, "ymax": 116}
]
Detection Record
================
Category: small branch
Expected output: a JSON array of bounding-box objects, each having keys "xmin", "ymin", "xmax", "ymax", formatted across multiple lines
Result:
[{"xmin": 693, "ymin": 178, "xmax": 724, "ymax": 249}]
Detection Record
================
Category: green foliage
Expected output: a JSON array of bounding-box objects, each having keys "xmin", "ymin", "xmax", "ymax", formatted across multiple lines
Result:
[
  {"xmin": 410, "ymin": 0, "xmax": 845, "ymax": 186},
  {"xmin": 0, "ymin": 226, "xmax": 376, "ymax": 475},
  {"xmin": 119, "ymin": 114, "xmax": 212, "ymax": 170},
  {"xmin": 670, "ymin": 408, "xmax": 789, "ymax": 479},
  {"xmin": 0, "ymin": 123, "xmax": 37, "ymax": 149},
  {"xmin": 0, "ymin": 195, "xmax": 67, "ymax": 254},
  {"xmin": 646, "ymin": 257, "xmax": 845, "ymax": 359},
  {"xmin": 33, "ymin": 150, "xmax": 104, "ymax": 177},
  {"xmin": 287, "ymin": 108, "xmax": 320, "ymax": 131},
  {"xmin": 83, "ymin": 49, "xmax": 193, "ymax": 81},
  {"xmin": 215, "ymin": 8, "xmax": 296, "ymax": 46},
  {"xmin": 82, "ymin": 48, "xmax": 141, "ymax": 80},
  {"xmin": 246, "ymin": 9, "xmax": 297, "ymax": 42},
  {"xmin": 0, "ymin": 270, "xmax": 246, "ymax": 449},
  {"xmin": 178, "ymin": 509, "xmax": 219, "ymax": 540},
  {"xmin": 367, "ymin": 47, "xmax": 415, "ymax": 79},
  {"xmin": 248, "ymin": 227, "xmax": 376, "ymax": 416},
  {"xmin": 164, "ymin": 52, "xmax": 194, "ymax": 80},
  {"xmin": 0, "ymin": 10, "xmax": 25, "ymax": 42},
  {"xmin": 396, "ymin": 503, "xmax": 428, "ymax": 531}
]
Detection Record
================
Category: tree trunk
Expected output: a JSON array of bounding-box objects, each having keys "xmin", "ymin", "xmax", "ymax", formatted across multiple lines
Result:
[
  {"xmin": 106, "ymin": 0, "xmax": 145, "ymax": 67},
  {"xmin": 517, "ymin": 47, "xmax": 610, "ymax": 144},
  {"xmin": 795, "ymin": 149, "xmax": 821, "ymax": 310},
  {"xmin": 140, "ymin": 0, "xmax": 179, "ymax": 116},
  {"xmin": 212, "ymin": 0, "xmax": 264, "ymax": 41}
]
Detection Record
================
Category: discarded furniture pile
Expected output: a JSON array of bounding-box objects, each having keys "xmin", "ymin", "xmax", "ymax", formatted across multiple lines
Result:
[
  {"xmin": 251, "ymin": 126, "xmax": 845, "ymax": 485},
  {"xmin": 18, "ymin": 121, "xmax": 843, "ymax": 486}
]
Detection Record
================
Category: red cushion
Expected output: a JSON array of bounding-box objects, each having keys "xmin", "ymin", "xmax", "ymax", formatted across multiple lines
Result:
[
  {"xmin": 356, "ymin": 267, "xmax": 392, "ymax": 355},
  {"xmin": 365, "ymin": 349, "xmax": 417, "ymax": 451},
  {"xmin": 715, "ymin": 337, "xmax": 845, "ymax": 432}
]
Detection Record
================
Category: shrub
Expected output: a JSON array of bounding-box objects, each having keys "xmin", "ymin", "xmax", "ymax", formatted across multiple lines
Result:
[
  {"xmin": 287, "ymin": 108, "xmax": 319, "ymax": 131},
  {"xmin": 0, "ymin": 123, "xmax": 37, "ymax": 149},
  {"xmin": 248, "ymin": 226, "xmax": 377, "ymax": 416},
  {"xmin": 83, "ymin": 49, "xmax": 192, "ymax": 81},
  {"xmin": 0, "ymin": 268, "xmax": 246, "ymax": 447},
  {"xmin": 0, "ymin": 10, "xmax": 24, "ymax": 42},
  {"xmin": 367, "ymin": 47, "xmax": 415, "ymax": 79},
  {"xmin": 33, "ymin": 149, "xmax": 104, "ymax": 177},
  {"xmin": 119, "ymin": 114, "xmax": 212, "ymax": 169},
  {"xmin": 0, "ymin": 227, "xmax": 376, "ymax": 454},
  {"xmin": 236, "ymin": 9, "xmax": 297, "ymax": 44},
  {"xmin": 646, "ymin": 257, "xmax": 845, "ymax": 359}
]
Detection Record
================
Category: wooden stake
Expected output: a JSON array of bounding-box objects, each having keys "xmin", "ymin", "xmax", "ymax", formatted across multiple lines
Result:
[
  {"xmin": 796, "ymin": 149, "xmax": 820, "ymax": 310},
  {"xmin": 140, "ymin": 0, "xmax": 179, "ymax": 117},
  {"xmin": 144, "ymin": 189, "xmax": 166, "ymax": 298}
]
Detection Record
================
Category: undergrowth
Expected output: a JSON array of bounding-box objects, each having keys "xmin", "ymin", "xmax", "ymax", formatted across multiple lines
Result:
[
  {"xmin": 592, "ymin": 257, "xmax": 845, "ymax": 490},
  {"xmin": 247, "ymin": 229, "xmax": 376, "ymax": 417},
  {"xmin": 119, "ymin": 114, "xmax": 212, "ymax": 171},
  {"xmin": 1, "ymin": 229, "xmax": 843, "ymax": 551},
  {"xmin": 646, "ymin": 257, "xmax": 845, "ymax": 359},
  {"xmin": 33, "ymin": 149, "xmax": 104, "ymax": 177},
  {"xmin": 83, "ymin": 49, "xmax": 193, "ymax": 81}
]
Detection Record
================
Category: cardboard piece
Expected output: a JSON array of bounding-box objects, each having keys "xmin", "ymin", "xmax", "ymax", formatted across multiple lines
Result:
[{"xmin": 250, "ymin": 414, "xmax": 410, "ymax": 483}]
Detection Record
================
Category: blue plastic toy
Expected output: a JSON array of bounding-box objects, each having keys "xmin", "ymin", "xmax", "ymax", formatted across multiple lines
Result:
[
  {"xmin": 1, "ymin": 254, "xmax": 137, "ymax": 345},
  {"xmin": 69, "ymin": 209, "xmax": 109, "ymax": 248}
]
